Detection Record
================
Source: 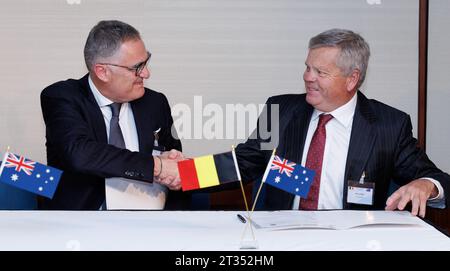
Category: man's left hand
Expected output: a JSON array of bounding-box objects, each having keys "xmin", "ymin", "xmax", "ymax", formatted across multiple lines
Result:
[{"xmin": 385, "ymin": 179, "xmax": 438, "ymax": 218}]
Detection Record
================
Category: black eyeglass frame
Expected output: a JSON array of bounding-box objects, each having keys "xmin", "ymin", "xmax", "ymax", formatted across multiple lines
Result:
[{"xmin": 98, "ymin": 51, "xmax": 151, "ymax": 76}]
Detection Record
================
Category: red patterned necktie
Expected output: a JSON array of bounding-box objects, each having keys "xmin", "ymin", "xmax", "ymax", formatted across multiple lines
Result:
[{"xmin": 300, "ymin": 114, "xmax": 333, "ymax": 210}]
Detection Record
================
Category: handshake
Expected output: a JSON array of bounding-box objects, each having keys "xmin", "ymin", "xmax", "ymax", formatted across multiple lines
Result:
[{"xmin": 153, "ymin": 149, "xmax": 185, "ymax": 191}]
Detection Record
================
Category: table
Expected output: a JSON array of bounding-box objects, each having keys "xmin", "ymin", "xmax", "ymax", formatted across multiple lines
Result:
[{"xmin": 0, "ymin": 210, "xmax": 448, "ymax": 250}]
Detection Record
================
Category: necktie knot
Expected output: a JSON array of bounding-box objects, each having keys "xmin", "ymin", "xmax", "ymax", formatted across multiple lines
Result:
[
  {"xmin": 109, "ymin": 103, "xmax": 122, "ymax": 117},
  {"xmin": 318, "ymin": 114, "xmax": 333, "ymax": 128}
]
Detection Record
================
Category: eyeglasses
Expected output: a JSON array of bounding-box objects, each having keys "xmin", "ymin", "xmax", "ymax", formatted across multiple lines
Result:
[{"xmin": 98, "ymin": 51, "xmax": 151, "ymax": 76}]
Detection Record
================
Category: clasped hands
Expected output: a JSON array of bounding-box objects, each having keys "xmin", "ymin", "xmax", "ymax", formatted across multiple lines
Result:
[{"xmin": 153, "ymin": 149, "xmax": 184, "ymax": 190}]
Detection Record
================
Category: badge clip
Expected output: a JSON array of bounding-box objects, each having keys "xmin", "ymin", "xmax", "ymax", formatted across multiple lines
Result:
[{"xmin": 359, "ymin": 171, "xmax": 366, "ymax": 184}]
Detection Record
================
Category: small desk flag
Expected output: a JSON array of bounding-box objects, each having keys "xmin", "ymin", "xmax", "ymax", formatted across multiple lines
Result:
[
  {"xmin": 178, "ymin": 151, "xmax": 241, "ymax": 191},
  {"xmin": 0, "ymin": 152, "xmax": 62, "ymax": 199},
  {"xmin": 262, "ymin": 154, "xmax": 315, "ymax": 197}
]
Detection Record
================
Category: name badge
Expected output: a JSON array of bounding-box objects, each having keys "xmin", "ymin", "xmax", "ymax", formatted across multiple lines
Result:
[
  {"xmin": 152, "ymin": 146, "xmax": 165, "ymax": 156},
  {"xmin": 347, "ymin": 172, "xmax": 375, "ymax": 205},
  {"xmin": 152, "ymin": 127, "xmax": 164, "ymax": 156}
]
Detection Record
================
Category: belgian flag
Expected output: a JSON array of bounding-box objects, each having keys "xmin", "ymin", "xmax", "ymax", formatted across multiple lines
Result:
[{"xmin": 178, "ymin": 151, "xmax": 241, "ymax": 191}]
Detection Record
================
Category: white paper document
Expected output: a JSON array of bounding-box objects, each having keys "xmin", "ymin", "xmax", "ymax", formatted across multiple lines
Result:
[{"xmin": 243, "ymin": 210, "xmax": 423, "ymax": 230}]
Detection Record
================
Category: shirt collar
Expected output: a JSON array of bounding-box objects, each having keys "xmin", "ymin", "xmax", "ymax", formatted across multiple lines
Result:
[
  {"xmin": 88, "ymin": 75, "xmax": 114, "ymax": 108},
  {"xmin": 311, "ymin": 92, "xmax": 358, "ymax": 128}
]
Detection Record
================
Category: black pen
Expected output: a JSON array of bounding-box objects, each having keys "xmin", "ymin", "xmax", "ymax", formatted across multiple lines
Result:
[{"xmin": 237, "ymin": 214, "xmax": 247, "ymax": 223}]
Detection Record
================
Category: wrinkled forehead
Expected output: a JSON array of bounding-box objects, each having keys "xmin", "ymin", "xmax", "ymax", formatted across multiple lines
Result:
[{"xmin": 306, "ymin": 47, "xmax": 341, "ymax": 67}]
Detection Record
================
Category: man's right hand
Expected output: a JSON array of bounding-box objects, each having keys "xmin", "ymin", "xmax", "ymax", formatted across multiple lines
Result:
[
  {"xmin": 160, "ymin": 149, "xmax": 185, "ymax": 161},
  {"xmin": 153, "ymin": 149, "xmax": 184, "ymax": 190}
]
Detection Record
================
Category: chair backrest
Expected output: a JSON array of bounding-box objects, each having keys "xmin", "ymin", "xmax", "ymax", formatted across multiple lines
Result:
[
  {"xmin": 388, "ymin": 181, "xmax": 400, "ymax": 196},
  {"xmin": 190, "ymin": 192, "xmax": 210, "ymax": 210},
  {"xmin": 0, "ymin": 183, "xmax": 37, "ymax": 210}
]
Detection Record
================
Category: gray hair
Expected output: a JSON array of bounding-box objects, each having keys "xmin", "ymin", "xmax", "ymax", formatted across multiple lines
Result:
[
  {"xmin": 309, "ymin": 29, "xmax": 370, "ymax": 89},
  {"xmin": 84, "ymin": 20, "xmax": 141, "ymax": 71}
]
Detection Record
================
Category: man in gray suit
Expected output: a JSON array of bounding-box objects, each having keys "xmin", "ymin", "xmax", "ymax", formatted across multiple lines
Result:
[{"xmin": 236, "ymin": 29, "xmax": 449, "ymax": 217}]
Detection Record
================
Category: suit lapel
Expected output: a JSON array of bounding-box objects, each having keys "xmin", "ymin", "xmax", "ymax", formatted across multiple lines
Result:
[
  {"xmin": 343, "ymin": 92, "xmax": 377, "ymax": 208},
  {"xmin": 81, "ymin": 74, "xmax": 107, "ymax": 143},
  {"xmin": 282, "ymin": 105, "xmax": 313, "ymax": 164}
]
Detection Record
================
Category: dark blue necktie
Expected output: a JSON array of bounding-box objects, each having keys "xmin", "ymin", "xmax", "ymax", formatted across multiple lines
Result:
[{"xmin": 108, "ymin": 103, "xmax": 125, "ymax": 149}]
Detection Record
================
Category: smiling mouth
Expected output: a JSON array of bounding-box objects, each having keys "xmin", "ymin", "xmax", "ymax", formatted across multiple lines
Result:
[{"xmin": 306, "ymin": 86, "xmax": 319, "ymax": 92}]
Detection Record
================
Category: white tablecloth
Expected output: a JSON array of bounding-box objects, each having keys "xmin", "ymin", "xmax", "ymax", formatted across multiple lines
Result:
[{"xmin": 0, "ymin": 210, "xmax": 448, "ymax": 251}]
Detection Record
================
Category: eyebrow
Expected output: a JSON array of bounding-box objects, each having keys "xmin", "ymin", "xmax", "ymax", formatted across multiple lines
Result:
[
  {"xmin": 132, "ymin": 58, "xmax": 147, "ymax": 68},
  {"xmin": 131, "ymin": 52, "xmax": 151, "ymax": 68},
  {"xmin": 305, "ymin": 62, "xmax": 330, "ymax": 72}
]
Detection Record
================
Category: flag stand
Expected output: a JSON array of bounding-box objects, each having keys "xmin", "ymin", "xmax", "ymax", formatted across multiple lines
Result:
[
  {"xmin": 232, "ymin": 146, "xmax": 259, "ymax": 249},
  {"xmin": 237, "ymin": 148, "xmax": 278, "ymax": 249},
  {"xmin": 237, "ymin": 179, "xmax": 258, "ymax": 249}
]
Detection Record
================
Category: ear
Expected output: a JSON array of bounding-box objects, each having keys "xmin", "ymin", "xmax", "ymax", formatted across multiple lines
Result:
[
  {"xmin": 92, "ymin": 64, "xmax": 110, "ymax": 83},
  {"xmin": 346, "ymin": 69, "xmax": 360, "ymax": 92}
]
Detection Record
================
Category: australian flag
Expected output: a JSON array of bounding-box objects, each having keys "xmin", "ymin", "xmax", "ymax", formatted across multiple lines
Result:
[
  {"xmin": 0, "ymin": 152, "xmax": 62, "ymax": 199},
  {"xmin": 262, "ymin": 154, "xmax": 315, "ymax": 197}
]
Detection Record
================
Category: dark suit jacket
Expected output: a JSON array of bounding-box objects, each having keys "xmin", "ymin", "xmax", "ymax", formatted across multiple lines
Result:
[
  {"xmin": 236, "ymin": 92, "xmax": 450, "ymax": 210},
  {"xmin": 39, "ymin": 74, "xmax": 190, "ymax": 210}
]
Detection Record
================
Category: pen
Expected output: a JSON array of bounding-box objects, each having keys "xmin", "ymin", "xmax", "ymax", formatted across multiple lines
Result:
[{"xmin": 237, "ymin": 214, "xmax": 247, "ymax": 223}]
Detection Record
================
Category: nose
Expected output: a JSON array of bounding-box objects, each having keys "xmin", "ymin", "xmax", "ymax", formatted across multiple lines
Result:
[
  {"xmin": 303, "ymin": 69, "xmax": 315, "ymax": 83},
  {"xmin": 139, "ymin": 66, "xmax": 151, "ymax": 79}
]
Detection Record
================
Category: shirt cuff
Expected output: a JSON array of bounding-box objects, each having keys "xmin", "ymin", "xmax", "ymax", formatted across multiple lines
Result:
[{"xmin": 422, "ymin": 177, "xmax": 444, "ymax": 201}]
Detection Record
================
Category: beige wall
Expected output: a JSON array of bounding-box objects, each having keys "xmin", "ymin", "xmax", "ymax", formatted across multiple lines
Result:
[
  {"xmin": 427, "ymin": 0, "xmax": 450, "ymax": 172},
  {"xmin": 0, "ymin": 0, "xmax": 419, "ymax": 161}
]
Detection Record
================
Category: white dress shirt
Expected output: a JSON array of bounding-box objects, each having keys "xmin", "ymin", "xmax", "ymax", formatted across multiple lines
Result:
[
  {"xmin": 89, "ymin": 76, "xmax": 167, "ymax": 210},
  {"xmin": 292, "ymin": 93, "xmax": 445, "ymax": 210}
]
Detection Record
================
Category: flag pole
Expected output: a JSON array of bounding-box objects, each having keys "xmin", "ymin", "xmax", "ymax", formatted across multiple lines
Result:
[
  {"xmin": 233, "ymin": 145, "xmax": 251, "ymax": 213},
  {"xmin": 251, "ymin": 148, "xmax": 276, "ymax": 212},
  {"xmin": 0, "ymin": 146, "xmax": 11, "ymax": 176},
  {"xmin": 232, "ymin": 145, "xmax": 257, "ymax": 245},
  {"xmin": 239, "ymin": 148, "xmax": 275, "ymax": 246}
]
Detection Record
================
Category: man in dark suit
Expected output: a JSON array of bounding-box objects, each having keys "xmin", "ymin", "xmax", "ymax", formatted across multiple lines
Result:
[
  {"xmin": 236, "ymin": 29, "xmax": 449, "ymax": 217},
  {"xmin": 40, "ymin": 20, "xmax": 188, "ymax": 210}
]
